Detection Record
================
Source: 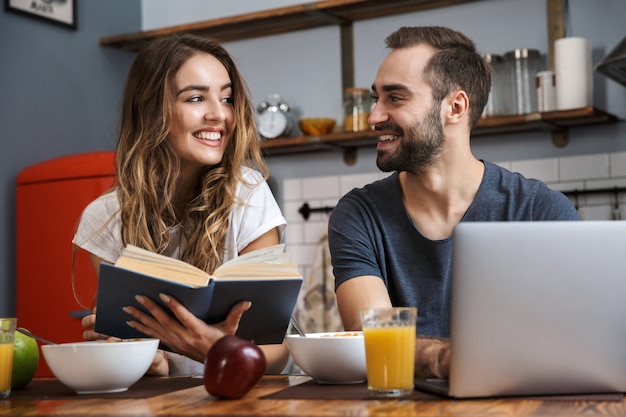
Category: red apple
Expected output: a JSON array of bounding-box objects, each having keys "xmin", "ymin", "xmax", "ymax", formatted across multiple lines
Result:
[{"xmin": 203, "ymin": 335, "xmax": 267, "ymax": 399}]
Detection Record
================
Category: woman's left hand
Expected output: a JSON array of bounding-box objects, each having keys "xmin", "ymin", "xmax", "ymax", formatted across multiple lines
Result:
[{"xmin": 122, "ymin": 294, "xmax": 251, "ymax": 363}]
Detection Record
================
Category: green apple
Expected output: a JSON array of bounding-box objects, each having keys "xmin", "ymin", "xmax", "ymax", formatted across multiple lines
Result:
[{"xmin": 11, "ymin": 328, "xmax": 39, "ymax": 389}]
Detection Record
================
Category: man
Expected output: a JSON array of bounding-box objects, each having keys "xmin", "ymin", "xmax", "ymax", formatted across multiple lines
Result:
[{"xmin": 327, "ymin": 26, "xmax": 579, "ymax": 379}]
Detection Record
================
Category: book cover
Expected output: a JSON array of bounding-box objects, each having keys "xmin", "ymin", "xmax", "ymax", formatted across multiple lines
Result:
[{"xmin": 94, "ymin": 260, "xmax": 303, "ymax": 345}]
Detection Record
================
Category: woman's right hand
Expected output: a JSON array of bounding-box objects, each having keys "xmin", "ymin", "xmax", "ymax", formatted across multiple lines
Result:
[{"xmin": 123, "ymin": 294, "xmax": 251, "ymax": 364}]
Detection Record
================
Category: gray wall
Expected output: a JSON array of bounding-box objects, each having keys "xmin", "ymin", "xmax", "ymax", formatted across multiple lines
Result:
[
  {"xmin": 0, "ymin": 1, "xmax": 141, "ymax": 316},
  {"xmin": 1, "ymin": 0, "xmax": 625, "ymax": 316}
]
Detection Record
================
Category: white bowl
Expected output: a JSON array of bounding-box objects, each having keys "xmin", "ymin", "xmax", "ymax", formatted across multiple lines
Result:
[
  {"xmin": 286, "ymin": 331, "xmax": 366, "ymax": 384},
  {"xmin": 41, "ymin": 338, "xmax": 159, "ymax": 394}
]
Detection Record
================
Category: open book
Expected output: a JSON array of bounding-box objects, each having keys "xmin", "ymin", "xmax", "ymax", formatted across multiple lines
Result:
[{"xmin": 94, "ymin": 244, "xmax": 303, "ymax": 345}]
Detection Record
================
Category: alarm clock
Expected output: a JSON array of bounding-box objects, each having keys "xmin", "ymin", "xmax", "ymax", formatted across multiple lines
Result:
[{"xmin": 256, "ymin": 94, "xmax": 294, "ymax": 139}]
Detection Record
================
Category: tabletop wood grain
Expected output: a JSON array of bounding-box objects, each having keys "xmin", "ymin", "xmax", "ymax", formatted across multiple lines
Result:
[{"xmin": 1, "ymin": 375, "xmax": 625, "ymax": 417}]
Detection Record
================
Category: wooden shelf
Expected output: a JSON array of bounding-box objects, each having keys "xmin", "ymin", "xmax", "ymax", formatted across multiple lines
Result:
[
  {"xmin": 100, "ymin": 0, "xmax": 619, "ymax": 157},
  {"xmin": 261, "ymin": 131, "xmax": 378, "ymax": 156},
  {"xmin": 261, "ymin": 107, "xmax": 619, "ymax": 156},
  {"xmin": 474, "ymin": 106, "xmax": 618, "ymax": 135},
  {"xmin": 99, "ymin": 0, "xmax": 480, "ymax": 51}
]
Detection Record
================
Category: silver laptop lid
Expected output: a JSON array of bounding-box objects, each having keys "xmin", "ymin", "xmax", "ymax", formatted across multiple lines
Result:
[{"xmin": 449, "ymin": 221, "xmax": 626, "ymax": 398}]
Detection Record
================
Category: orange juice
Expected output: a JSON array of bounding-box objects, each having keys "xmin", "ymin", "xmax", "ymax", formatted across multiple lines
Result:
[
  {"xmin": 0, "ymin": 343, "xmax": 14, "ymax": 394},
  {"xmin": 363, "ymin": 326, "xmax": 415, "ymax": 391}
]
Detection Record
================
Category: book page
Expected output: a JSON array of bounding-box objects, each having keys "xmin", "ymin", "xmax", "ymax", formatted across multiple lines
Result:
[
  {"xmin": 114, "ymin": 256, "xmax": 210, "ymax": 287},
  {"xmin": 215, "ymin": 244, "xmax": 286, "ymax": 270},
  {"xmin": 116, "ymin": 243, "xmax": 298, "ymax": 286},
  {"xmin": 212, "ymin": 263, "xmax": 300, "ymax": 280},
  {"xmin": 121, "ymin": 245, "xmax": 205, "ymax": 273},
  {"xmin": 116, "ymin": 245, "xmax": 209, "ymax": 287}
]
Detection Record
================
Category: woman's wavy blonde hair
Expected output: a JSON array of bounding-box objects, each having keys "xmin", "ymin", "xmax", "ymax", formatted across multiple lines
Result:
[{"xmin": 115, "ymin": 33, "xmax": 267, "ymax": 273}]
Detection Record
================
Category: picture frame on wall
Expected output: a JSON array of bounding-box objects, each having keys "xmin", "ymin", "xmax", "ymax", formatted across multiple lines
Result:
[{"xmin": 5, "ymin": 0, "xmax": 76, "ymax": 30}]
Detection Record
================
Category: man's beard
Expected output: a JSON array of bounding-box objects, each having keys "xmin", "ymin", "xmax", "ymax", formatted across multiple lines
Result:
[{"xmin": 376, "ymin": 102, "xmax": 445, "ymax": 173}]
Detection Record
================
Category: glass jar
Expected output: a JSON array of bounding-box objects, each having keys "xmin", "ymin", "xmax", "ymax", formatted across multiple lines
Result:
[
  {"xmin": 482, "ymin": 54, "xmax": 508, "ymax": 117},
  {"xmin": 503, "ymin": 48, "xmax": 542, "ymax": 115},
  {"xmin": 343, "ymin": 87, "xmax": 372, "ymax": 132}
]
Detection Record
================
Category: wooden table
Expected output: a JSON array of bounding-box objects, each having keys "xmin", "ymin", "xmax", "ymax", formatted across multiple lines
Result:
[{"xmin": 1, "ymin": 375, "xmax": 625, "ymax": 416}]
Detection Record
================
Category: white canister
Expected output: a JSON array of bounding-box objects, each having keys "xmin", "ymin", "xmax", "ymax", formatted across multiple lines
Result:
[
  {"xmin": 554, "ymin": 37, "xmax": 593, "ymax": 110},
  {"xmin": 536, "ymin": 71, "xmax": 556, "ymax": 112}
]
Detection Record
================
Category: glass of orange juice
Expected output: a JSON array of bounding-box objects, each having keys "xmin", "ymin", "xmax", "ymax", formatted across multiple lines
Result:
[
  {"xmin": 361, "ymin": 307, "xmax": 416, "ymax": 397},
  {"xmin": 0, "ymin": 318, "xmax": 17, "ymax": 399}
]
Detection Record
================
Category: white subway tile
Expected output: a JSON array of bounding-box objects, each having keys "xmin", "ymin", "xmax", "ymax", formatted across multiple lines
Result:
[
  {"xmin": 510, "ymin": 158, "xmax": 558, "ymax": 182},
  {"xmin": 578, "ymin": 204, "xmax": 613, "ymax": 221},
  {"xmin": 584, "ymin": 178, "xmax": 626, "ymax": 190},
  {"xmin": 609, "ymin": 152, "xmax": 626, "ymax": 177},
  {"xmin": 559, "ymin": 154, "xmax": 610, "ymax": 181},
  {"xmin": 581, "ymin": 179, "xmax": 626, "ymax": 206},
  {"xmin": 339, "ymin": 172, "xmax": 380, "ymax": 195},
  {"xmin": 288, "ymin": 243, "xmax": 317, "ymax": 270},
  {"xmin": 284, "ymin": 222, "xmax": 304, "ymax": 245},
  {"xmin": 303, "ymin": 221, "xmax": 329, "ymax": 244},
  {"xmin": 283, "ymin": 178, "xmax": 303, "ymax": 201},
  {"xmin": 284, "ymin": 200, "xmax": 306, "ymax": 223},
  {"xmin": 321, "ymin": 197, "xmax": 340, "ymax": 207},
  {"xmin": 302, "ymin": 176, "xmax": 340, "ymax": 200}
]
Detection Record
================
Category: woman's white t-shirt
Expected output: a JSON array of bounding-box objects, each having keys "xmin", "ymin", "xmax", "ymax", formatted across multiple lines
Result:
[{"xmin": 72, "ymin": 167, "xmax": 286, "ymax": 375}]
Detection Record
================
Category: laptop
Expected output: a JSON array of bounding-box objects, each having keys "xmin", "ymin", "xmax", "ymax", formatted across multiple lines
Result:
[{"xmin": 414, "ymin": 221, "xmax": 626, "ymax": 398}]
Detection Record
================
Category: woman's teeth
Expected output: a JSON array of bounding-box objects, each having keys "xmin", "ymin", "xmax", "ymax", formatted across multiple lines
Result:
[{"xmin": 195, "ymin": 131, "xmax": 221, "ymax": 141}]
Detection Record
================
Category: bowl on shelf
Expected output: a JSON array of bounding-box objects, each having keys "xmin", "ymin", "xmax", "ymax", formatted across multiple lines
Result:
[
  {"xmin": 41, "ymin": 338, "xmax": 159, "ymax": 394},
  {"xmin": 298, "ymin": 118, "xmax": 336, "ymax": 136},
  {"xmin": 286, "ymin": 331, "xmax": 366, "ymax": 384}
]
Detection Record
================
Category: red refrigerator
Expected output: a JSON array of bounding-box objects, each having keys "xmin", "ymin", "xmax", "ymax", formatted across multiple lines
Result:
[{"xmin": 16, "ymin": 151, "xmax": 116, "ymax": 376}]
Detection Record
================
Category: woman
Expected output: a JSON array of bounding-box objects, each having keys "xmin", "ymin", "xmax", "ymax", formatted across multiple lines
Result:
[{"xmin": 73, "ymin": 33, "xmax": 288, "ymax": 376}]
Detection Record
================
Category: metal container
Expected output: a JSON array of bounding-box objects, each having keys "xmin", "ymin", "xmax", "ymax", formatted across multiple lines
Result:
[
  {"xmin": 504, "ymin": 48, "xmax": 542, "ymax": 114},
  {"xmin": 482, "ymin": 54, "xmax": 508, "ymax": 117}
]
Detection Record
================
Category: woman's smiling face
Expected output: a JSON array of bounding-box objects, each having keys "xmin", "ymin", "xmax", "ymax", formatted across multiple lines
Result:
[{"xmin": 168, "ymin": 53, "xmax": 235, "ymax": 176}]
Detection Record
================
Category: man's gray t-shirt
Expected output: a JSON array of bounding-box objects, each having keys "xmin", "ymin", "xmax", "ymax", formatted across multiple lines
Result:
[{"xmin": 328, "ymin": 161, "xmax": 580, "ymax": 338}]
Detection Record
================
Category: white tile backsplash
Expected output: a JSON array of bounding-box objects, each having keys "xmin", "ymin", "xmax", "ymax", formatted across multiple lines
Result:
[
  {"xmin": 283, "ymin": 151, "xmax": 626, "ymax": 273},
  {"xmin": 283, "ymin": 177, "xmax": 303, "ymax": 201},
  {"xmin": 283, "ymin": 200, "xmax": 306, "ymax": 223},
  {"xmin": 283, "ymin": 221, "xmax": 304, "ymax": 244},
  {"xmin": 510, "ymin": 158, "xmax": 558, "ymax": 183},
  {"xmin": 339, "ymin": 172, "xmax": 380, "ymax": 195},
  {"xmin": 578, "ymin": 204, "xmax": 613, "ymax": 221},
  {"xmin": 610, "ymin": 152, "xmax": 626, "ymax": 177},
  {"xmin": 301, "ymin": 176, "xmax": 340, "ymax": 200},
  {"xmin": 559, "ymin": 154, "xmax": 610, "ymax": 181}
]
